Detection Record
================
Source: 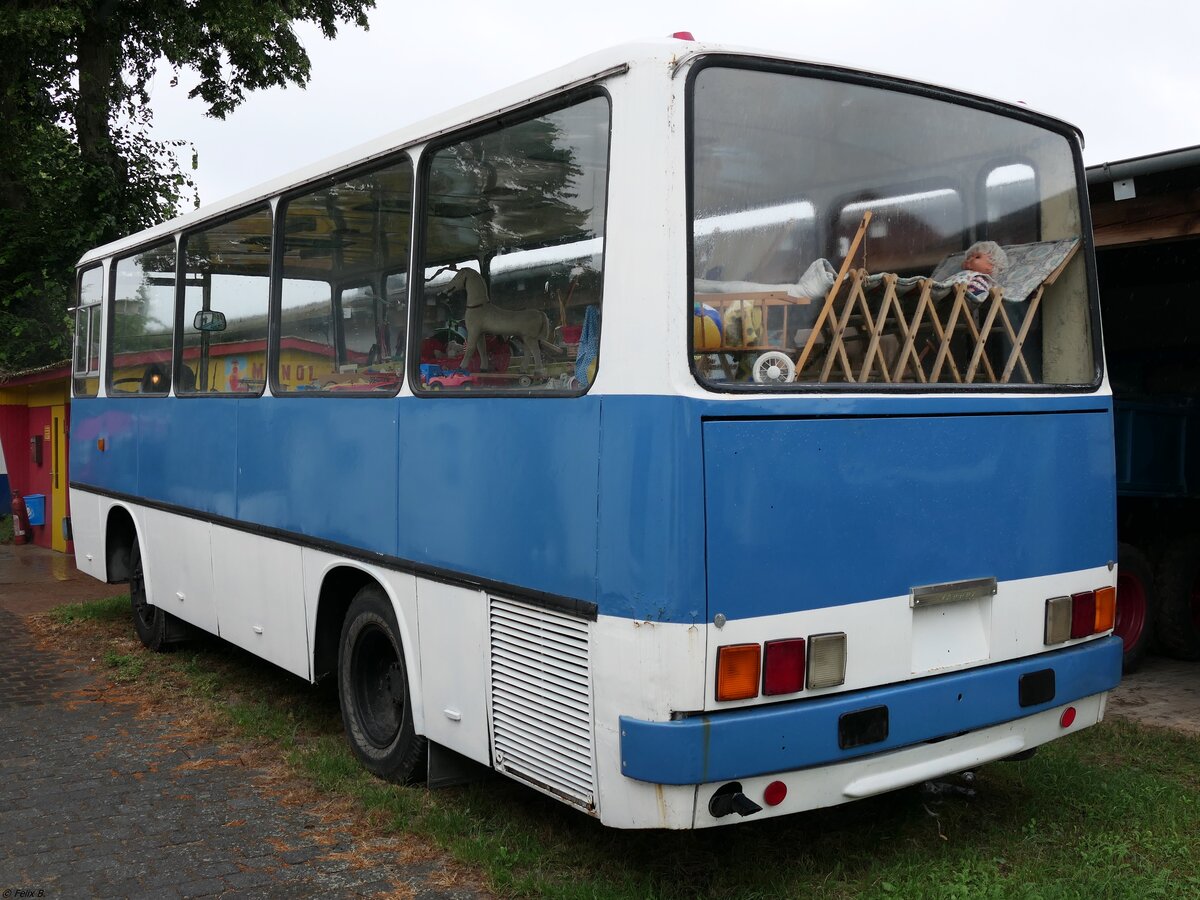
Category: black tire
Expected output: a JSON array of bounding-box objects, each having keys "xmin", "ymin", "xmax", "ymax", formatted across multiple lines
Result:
[
  {"xmin": 1155, "ymin": 534, "xmax": 1200, "ymax": 660},
  {"xmin": 1115, "ymin": 542, "xmax": 1155, "ymax": 673},
  {"xmin": 129, "ymin": 539, "xmax": 177, "ymax": 652},
  {"xmin": 337, "ymin": 585, "xmax": 426, "ymax": 781}
]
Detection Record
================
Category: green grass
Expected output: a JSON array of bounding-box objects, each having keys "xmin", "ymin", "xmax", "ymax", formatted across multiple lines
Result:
[
  {"xmin": 49, "ymin": 593, "xmax": 130, "ymax": 624},
  {"xmin": 0, "ymin": 514, "xmax": 13, "ymax": 543},
  {"xmin": 48, "ymin": 597, "xmax": 1200, "ymax": 899},
  {"xmin": 102, "ymin": 647, "xmax": 147, "ymax": 682}
]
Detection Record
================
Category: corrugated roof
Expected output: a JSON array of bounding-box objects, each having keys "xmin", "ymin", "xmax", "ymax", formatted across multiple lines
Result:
[{"xmin": 0, "ymin": 361, "xmax": 71, "ymax": 387}]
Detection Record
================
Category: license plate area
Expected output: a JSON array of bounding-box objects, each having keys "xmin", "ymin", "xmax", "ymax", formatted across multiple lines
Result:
[{"xmin": 911, "ymin": 578, "xmax": 994, "ymax": 673}]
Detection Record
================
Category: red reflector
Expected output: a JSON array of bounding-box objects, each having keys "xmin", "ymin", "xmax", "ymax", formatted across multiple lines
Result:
[
  {"xmin": 763, "ymin": 638, "xmax": 805, "ymax": 695},
  {"xmin": 1070, "ymin": 591, "xmax": 1096, "ymax": 639},
  {"xmin": 763, "ymin": 780, "xmax": 787, "ymax": 806},
  {"xmin": 1060, "ymin": 706, "xmax": 1077, "ymax": 728},
  {"xmin": 672, "ymin": 31, "xmax": 696, "ymax": 40}
]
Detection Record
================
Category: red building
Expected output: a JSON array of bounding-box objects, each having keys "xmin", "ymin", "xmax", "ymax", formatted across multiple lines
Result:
[{"xmin": 0, "ymin": 363, "xmax": 72, "ymax": 552}]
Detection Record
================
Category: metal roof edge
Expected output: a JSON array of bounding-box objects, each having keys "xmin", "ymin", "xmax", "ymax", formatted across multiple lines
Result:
[{"xmin": 1086, "ymin": 144, "xmax": 1200, "ymax": 185}]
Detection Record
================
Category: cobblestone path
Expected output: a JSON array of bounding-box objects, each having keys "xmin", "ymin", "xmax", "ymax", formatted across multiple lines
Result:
[{"xmin": 0, "ymin": 608, "xmax": 484, "ymax": 898}]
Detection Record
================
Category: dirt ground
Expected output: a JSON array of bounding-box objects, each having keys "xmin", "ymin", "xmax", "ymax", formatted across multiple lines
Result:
[{"xmin": 1106, "ymin": 655, "xmax": 1200, "ymax": 735}]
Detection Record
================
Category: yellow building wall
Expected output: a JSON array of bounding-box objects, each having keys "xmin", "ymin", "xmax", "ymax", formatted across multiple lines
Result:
[{"xmin": 0, "ymin": 379, "xmax": 69, "ymax": 408}]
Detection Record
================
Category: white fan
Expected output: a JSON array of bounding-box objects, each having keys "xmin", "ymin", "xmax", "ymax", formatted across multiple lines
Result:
[{"xmin": 751, "ymin": 351, "xmax": 796, "ymax": 384}]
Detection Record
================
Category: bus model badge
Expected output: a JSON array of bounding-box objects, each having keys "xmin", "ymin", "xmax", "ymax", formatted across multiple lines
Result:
[{"xmin": 909, "ymin": 577, "xmax": 998, "ymax": 609}]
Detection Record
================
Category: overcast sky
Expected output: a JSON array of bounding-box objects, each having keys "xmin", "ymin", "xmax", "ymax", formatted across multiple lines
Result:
[{"xmin": 148, "ymin": 0, "xmax": 1200, "ymax": 208}]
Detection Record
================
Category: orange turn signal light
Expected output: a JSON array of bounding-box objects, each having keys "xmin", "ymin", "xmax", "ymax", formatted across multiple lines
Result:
[
  {"xmin": 1094, "ymin": 586, "xmax": 1116, "ymax": 633},
  {"xmin": 716, "ymin": 643, "xmax": 761, "ymax": 701}
]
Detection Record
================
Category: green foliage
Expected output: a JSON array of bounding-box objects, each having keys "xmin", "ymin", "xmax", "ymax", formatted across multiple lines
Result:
[{"xmin": 0, "ymin": 0, "xmax": 375, "ymax": 377}]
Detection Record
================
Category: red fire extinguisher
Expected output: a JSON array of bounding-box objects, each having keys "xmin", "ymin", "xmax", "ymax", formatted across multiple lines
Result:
[{"xmin": 10, "ymin": 490, "xmax": 31, "ymax": 545}]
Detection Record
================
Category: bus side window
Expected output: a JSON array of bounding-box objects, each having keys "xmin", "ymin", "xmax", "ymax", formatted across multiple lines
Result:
[
  {"xmin": 417, "ymin": 94, "xmax": 611, "ymax": 393},
  {"xmin": 835, "ymin": 188, "xmax": 964, "ymax": 276},
  {"xmin": 275, "ymin": 157, "xmax": 412, "ymax": 395},
  {"xmin": 73, "ymin": 265, "xmax": 103, "ymax": 398},
  {"xmin": 180, "ymin": 206, "xmax": 272, "ymax": 395},
  {"xmin": 110, "ymin": 241, "xmax": 176, "ymax": 395},
  {"xmin": 985, "ymin": 163, "xmax": 1040, "ymax": 246}
]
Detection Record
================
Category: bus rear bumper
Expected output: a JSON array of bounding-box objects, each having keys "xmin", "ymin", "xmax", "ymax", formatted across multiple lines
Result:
[
  {"xmin": 687, "ymin": 693, "xmax": 1106, "ymax": 827},
  {"xmin": 619, "ymin": 635, "xmax": 1122, "ymax": 786}
]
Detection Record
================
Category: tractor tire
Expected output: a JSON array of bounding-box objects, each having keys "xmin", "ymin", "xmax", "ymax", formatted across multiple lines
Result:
[
  {"xmin": 1155, "ymin": 534, "xmax": 1200, "ymax": 660},
  {"xmin": 1116, "ymin": 542, "xmax": 1155, "ymax": 673}
]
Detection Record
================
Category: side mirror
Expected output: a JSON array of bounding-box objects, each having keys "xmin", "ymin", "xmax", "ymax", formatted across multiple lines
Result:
[{"xmin": 193, "ymin": 310, "xmax": 227, "ymax": 332}]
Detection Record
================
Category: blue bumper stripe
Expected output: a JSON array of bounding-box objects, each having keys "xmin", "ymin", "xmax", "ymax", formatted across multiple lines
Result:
[{"xmin": 619, "ymin": 636, "xmax": 1122, "ymax": 785}]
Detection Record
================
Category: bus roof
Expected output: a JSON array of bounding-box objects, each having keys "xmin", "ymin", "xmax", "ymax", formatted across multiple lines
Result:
[{"xmin": 77, "ymin": 38, "xmax": 1078, "ymax": 268}]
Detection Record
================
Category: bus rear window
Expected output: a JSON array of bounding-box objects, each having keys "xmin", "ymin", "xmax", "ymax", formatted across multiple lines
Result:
[{"xmin": 690, "ymin": 66, "xmax": 1096, "ymax": 390}]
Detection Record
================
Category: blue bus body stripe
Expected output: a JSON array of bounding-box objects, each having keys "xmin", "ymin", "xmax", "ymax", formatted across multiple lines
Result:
[
  {"xmin": 69, "ymin": 393, "xmax": 1113, "ymax": 622},
  {"xmin": 618, "ymin": 636, "xmax": 1122, "ymax": 784}
]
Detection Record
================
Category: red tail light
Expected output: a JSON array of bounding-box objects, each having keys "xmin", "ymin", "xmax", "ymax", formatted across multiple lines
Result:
[
  {"xmin": 763, "ymin": 638, "xmax": 805, "ymax": 696},
  {"xmin": 1070, "ymin": 591, "xmax": 1096, "ymax": 639}
]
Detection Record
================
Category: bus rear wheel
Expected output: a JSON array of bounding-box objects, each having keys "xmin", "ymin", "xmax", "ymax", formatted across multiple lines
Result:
[
  {"xmin": 1155, "ymin": 534, "xmax": 1200, "ymax": 661},
  {"xmin": 1115, "ymin": 542, "xmax": 1155, "ymax": 673},
  {"xmin": 337, "ymin": 585, "xmax": 426, "ymax": 781}
]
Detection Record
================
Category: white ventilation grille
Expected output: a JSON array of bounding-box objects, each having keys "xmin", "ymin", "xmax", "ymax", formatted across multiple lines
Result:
[{"xmin": 488, "ymin": 597, "xmax": 595, "ymax": 809}]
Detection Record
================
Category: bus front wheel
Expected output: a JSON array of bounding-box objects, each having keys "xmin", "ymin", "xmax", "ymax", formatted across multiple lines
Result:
[{"xmin": 337, "ymin": 585, "xmax": 427, "ymax": 781}]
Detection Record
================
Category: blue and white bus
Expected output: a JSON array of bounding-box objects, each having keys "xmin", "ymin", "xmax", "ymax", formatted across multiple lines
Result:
[{"xmin": 68, "ymin": 38, "xmax": 1121, "ymax": 829}]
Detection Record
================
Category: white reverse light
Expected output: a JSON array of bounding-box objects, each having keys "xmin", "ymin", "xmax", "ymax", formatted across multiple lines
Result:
[{"xmin": 806, "ymin": 632, "xmax": 847, "ymax": 689}]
